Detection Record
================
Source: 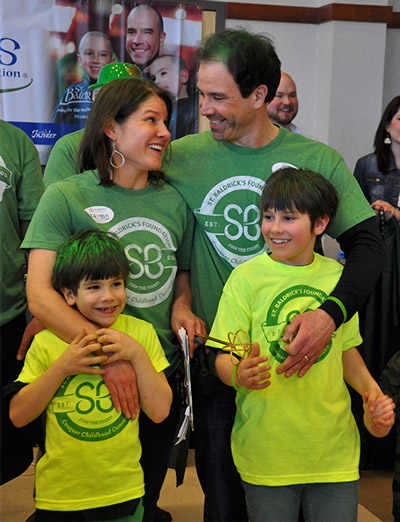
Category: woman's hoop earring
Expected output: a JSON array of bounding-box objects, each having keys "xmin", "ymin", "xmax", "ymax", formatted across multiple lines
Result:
[{"xmin": 109, "ymin": 141, "xmax": 125, "ymax": 168}]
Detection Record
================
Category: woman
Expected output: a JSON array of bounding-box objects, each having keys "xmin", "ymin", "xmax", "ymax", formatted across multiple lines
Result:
[
  {"xmin": 22, "ymin": 77, "xmax": 205, "ymax": 521},
  {"xmin": 353, "ymin": 96, "xmax": 400, "ymax": 468}
]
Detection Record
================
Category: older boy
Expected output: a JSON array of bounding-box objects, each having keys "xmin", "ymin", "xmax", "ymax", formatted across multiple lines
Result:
[
  {"xmin": 9, "ymin": 230, "xmax": 172, "ymax": 521},
  {"xmin": 209, "ymin": 168, "xmax": 394, "ymax": 522}
]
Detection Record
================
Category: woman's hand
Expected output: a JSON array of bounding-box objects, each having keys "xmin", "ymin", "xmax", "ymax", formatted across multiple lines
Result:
[{"xmin": 371, "ymin": 200, "xmax": 400, "ymax": 222}]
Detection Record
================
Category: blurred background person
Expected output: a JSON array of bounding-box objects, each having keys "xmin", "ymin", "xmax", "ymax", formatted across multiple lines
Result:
[
  {"xmin": 51, "ymin": 31, "xmax": 115, "ymax": 128},
  {"xmin": 126, "ymin": 4, "xmax": 166, "ymax": 77},
  {"xmin": 267, "ymin": 72, "xmax": 300, "ymax": 133},
  {"xmin": 353, "ymin": 95, "xmax": 400, "ymax": 469}
]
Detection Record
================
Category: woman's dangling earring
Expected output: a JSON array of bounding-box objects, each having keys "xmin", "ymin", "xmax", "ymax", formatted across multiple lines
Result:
[
  {"xmin": 384, "ymin": 133, "xmax": 392, "ymax": 145},
  {"xmin": 109, "ymin": 140, "xmax": 125, "ymax": 168}
]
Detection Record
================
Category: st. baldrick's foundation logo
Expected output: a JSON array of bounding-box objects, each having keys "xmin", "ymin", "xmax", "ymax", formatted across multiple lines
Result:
[
  {"xmin": 52, "ymin": 374, "xmax": 129, "ymax": 441},
  {"xmin": 261, "ymin": 285, "xmax": 334, "ymax": 363}
]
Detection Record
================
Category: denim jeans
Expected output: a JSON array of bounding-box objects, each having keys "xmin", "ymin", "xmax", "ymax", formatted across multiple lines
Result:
[
  {"xmin": 192, "ymin": 372, "xmax": 248, "ymax": 521},
  {"xmin": 242, "ymin": 480, "xmax": 359, "ymax": 522}
]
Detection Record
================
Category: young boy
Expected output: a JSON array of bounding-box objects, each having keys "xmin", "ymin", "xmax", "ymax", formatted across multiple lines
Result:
[
  {"xmin": 9, "ymin": 230, "xmax": 172, "ymax": 521},
  {"xmin": 51, "ymin": 31, "xmax": 115, "ymax": 127},
  {"xmin": 208, "ymin": 167, "xmax": 394, "ymax": 522}
]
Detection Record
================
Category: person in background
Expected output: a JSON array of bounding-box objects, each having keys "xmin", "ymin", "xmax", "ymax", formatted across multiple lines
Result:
[
  {"xmin": 267, "ymin": 72, "xmax": 300, "ymax": 133},
  {"xmin": 163, "ymin": 28, "xmax": 385, "ymax": 521},
  {"xmin": 353, "ymin": 96, "xmax": 400, "ymax": 468},
  {"xmin": 51, "ymin": 31, "xmax": 115, "ymax": 127},
  {"xmin": 0, "ymin": 119, "xmax": 44, "ymax": 484},
  {"xmin": 8, "ymin": 229, "xmax": 172, "ymax": 521},
  {"xmin": 150, "ymin": 54, "xmax": 197, "ymax": 139},
  {"xmin": 126, "ymin": 4, "xmax": 166, "ymax": 77}
]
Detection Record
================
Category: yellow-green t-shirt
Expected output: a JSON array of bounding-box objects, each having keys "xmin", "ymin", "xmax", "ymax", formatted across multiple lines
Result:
[
  {"xmin": 16, "ymin": 314, "xmax": 169, "ymax": 511},
  {"xmin": 209, "ymin": 253, "xmax": 362, "ymax": 486}
]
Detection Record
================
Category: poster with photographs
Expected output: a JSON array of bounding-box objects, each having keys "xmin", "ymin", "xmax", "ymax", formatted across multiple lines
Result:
[{"xmin": 0, "ymin": 0, "xmax": 202, "ymax": 163}]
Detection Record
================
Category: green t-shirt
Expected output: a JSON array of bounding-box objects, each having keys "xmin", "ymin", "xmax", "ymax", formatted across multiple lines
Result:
[
  {"xmin": 43, "ymin": 129, "xmax": 83, "ymax": 188},
  {"xmin": 22, "ymin": 171, "xmax": 193, "ymax": 376},
  {"xmin": 16, "ymin": 313, "xmax": 169, "ymax": 511},
  {"xmin": 0, "ymin": 120, "xmax": 44, "ymax": 326},
  {"xmin": 165, "ymin": 128, "xmax": 374, "ymax": 331},
  {"xmin": 209, "ymin": 253, "xmax": 362, "ymax": 486}
]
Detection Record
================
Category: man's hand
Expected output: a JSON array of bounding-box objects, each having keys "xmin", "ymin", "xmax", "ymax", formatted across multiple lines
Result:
[
  {"xmin": 102, "ymin": 360, "xmax": 140, "ymax": 420},
  {"xmin": 277, "ymin": 309, "xmax": 335, "ymax": 378},
  {"xmin": 171, "ymin": 305, "xmax": 207, "ymax": 358},
  {"xmin": 17, "ymin": 317, "xmax": 45, "ymax": 360}
]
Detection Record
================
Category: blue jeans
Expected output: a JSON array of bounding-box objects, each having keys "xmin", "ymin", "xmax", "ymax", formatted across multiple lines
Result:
[
  {"xmin": 242, "ymin": 480, "xmax": 359, "ymax": 522},
  {"xmin": 192, "ymin": 371, "xmax": 248, "ymax": 521}
]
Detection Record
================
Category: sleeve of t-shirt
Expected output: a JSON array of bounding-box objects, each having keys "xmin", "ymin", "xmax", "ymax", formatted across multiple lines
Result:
[
  {"xmin": 44, "ymin": 136, "xmax": 80, "ymax": 188},
  {"xmin": 338, "ymin": 312, "xmax": 362, "ymax": 352},
  {"xmin": 131, "ymin": 320, "xmax": 170, "ymax": 374},
  {"xmin": 17, "ymin": 135, "xmax": 44, "ymax": 221},
  {"xmin": 21, "ymin": 183, "xmax": 73, "ymax": 251}
]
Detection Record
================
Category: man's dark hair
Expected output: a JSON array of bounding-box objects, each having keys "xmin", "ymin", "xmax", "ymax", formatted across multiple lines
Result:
[
  {"xmin": 374, "ymin": 95, "xmax": 400, "ymax": 174},
  {"xmin": 197, "ymin": 28, "xmax": 281, "ymax": 102},
  {"xmin": 52, "ymin": 230, "xmax": 130, "ymax": 295},
  {"xmin": 261, "ymin": 167, "xmax": 339, "ymax": 229},
  {"xmin": 79, "ymin": 77, "xmax": 172, "ymax": 187}
]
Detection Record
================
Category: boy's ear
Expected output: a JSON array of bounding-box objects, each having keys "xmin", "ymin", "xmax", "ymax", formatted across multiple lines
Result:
[
  {"xmin": 61, "ymin": 287, "xmax": 77, "ymax": 307},
  {"xmin": 313, "ymin": 215, "xmax": 330, "ymax": 236}
]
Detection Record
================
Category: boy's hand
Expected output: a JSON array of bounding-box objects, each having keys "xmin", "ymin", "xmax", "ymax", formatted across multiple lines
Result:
[
  {"xmin": 96, "ymin": 328, "xmax": 140, "ymax": 420},
  {"xmin": 236, "ymin": 342, "xmax": 271, "ymax": 390},
  {"xmin": 55, "ymin": 330, "xmax": 107, "ymax": 378},
  {"xmin": 363, "ymin": 392, "xmax": 395, "ymax": 438}
]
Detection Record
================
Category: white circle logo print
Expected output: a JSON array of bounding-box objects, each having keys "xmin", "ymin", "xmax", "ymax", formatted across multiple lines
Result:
[
  {"xmin": 109, "ymin": 217, "xmax": 177, "ymax": 308},
  {"xmin": 194, "ymin": 176, "xmax": 268, "ymax": 268}
]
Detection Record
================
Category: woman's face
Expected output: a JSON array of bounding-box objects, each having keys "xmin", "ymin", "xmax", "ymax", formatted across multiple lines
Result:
[
  {"xmin": 386, "ymin": 108, "xmax": 400, "ymax": 145},
  {"xmin": 112, "ymin": 94, "xmax": 171, "ymax": 176}
]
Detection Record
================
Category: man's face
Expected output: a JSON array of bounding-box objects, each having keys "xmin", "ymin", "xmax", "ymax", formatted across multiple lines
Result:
[
  {"xmin": 197, "ymin": 61, "xmax": 258, "ymax": 147},
  {"xmin": 267, "ymin": 73, "xmax": 298, "ymax": 127},
  {"xmin": 126, "ymin": 7, "xmax": 165, "ymax": 70}
]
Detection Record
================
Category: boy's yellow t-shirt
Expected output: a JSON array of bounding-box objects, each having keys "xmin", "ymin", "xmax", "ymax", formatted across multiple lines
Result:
[
  {"xmin": 209, "ymin": 252, "xmax": 362, "ymax": 486},
  {"xmin": 16, "ymin": 314, "xmax": 169, "ymax": 511}
]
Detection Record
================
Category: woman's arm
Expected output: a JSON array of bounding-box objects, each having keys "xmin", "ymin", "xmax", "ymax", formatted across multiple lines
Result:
[{"xmin": 26, "ymin": 248, "xmax": 140, "ymax": 419}]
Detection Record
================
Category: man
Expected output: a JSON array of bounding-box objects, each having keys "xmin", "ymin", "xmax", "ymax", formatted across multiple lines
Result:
[
  {"xmin": 163, "ymin": 29, "xmax": 385, "ymax": 521},
  {"xmin": 126, "ymin": 4, "xmax": 165, "ymax": 75},
  {"xmin": 267, "ymin": 71, "xmax": 300, "ymax": 132}
]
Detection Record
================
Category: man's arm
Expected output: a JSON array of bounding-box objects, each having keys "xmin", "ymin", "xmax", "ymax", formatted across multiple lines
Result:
[{"xmin": 279, "ymin": 216, "xmax": 385, "ymax": 377}]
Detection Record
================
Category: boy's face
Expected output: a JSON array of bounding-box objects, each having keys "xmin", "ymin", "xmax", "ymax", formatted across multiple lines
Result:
[
  {"xmin": 62, "ymin": 276, "xmax": 126, "ymax": 328},
  {"xmin": 78, "ymin": 35, "xmax": 114, "ymax": 81},
  {"xmin": 149, "ymin": 56, "xmax": 187, "ymax": 99},
  {"xmin": 261, "ymin": 207, "xmax": 328, "ymax": 266}
]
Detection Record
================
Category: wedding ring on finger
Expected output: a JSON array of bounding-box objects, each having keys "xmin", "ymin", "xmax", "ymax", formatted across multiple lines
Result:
[{"xmin": 303, "ymin": 355, "xmax": 310, "ymax": 362}]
